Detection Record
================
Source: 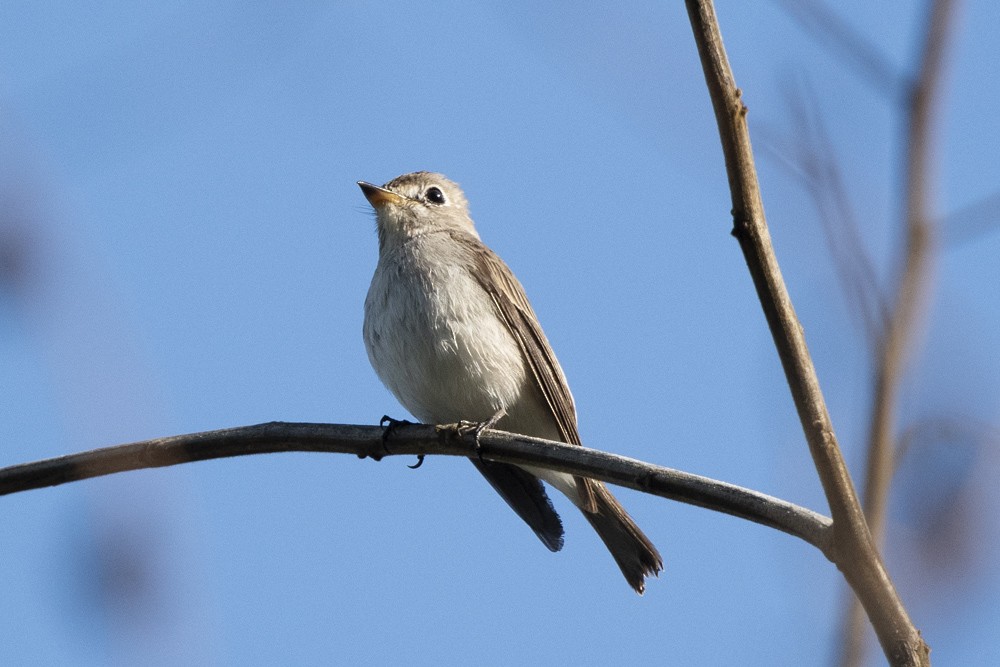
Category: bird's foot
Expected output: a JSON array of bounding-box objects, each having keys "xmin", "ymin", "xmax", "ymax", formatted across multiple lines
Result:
[
  {"xmin": 451, "ymin": 408, "xmax": 506, "ymax": 462},
  {"xmin": 365, "ymin": 415, "xmax": 417, "ymax": 465}
]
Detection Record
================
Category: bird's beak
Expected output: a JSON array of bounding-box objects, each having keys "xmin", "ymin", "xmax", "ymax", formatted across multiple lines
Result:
[{"xmin": 358, "ymin": 181, "xmax": 404, "ymax": 209}]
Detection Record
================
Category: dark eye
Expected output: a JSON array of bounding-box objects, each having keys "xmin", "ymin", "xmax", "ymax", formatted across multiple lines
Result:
[{"xmin": 425, "ymin": 187, "xmax": 446, "ymax": 204}]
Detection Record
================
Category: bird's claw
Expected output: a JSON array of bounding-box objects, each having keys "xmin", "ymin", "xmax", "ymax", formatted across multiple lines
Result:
[
  {"xmin": 368, "ymin": 415, "xmax": 418, "ymax": 465},
  {"xmin": 453, "ymin": 409, "xmax": 506, "ymax": 462}
]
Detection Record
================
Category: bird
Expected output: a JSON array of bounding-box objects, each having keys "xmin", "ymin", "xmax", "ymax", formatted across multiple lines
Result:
[{"xmin": 359, "ymin": 171, "xmax": 662, "ymax": 593}]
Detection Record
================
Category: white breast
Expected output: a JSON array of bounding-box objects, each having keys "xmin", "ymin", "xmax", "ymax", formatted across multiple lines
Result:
[{"xmin": 363, "ymin": 234, "xmax": 528, "ymax": 425}]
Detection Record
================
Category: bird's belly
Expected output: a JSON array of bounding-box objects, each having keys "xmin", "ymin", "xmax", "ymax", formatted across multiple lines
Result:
[{"xmin": 364, "ymin": 266, "xmax": 528, "ymax": 425}]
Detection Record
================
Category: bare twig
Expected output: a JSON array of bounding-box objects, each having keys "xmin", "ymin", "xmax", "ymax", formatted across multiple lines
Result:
[
  {"xmin": 0, "ymin": 421, "xmax": 833, "ymax": 552},
  {"xmin": 684, "ymin": 1, "xmax": 928, "ymax": 664}
]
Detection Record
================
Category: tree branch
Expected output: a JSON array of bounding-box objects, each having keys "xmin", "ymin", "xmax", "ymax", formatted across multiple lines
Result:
[
  {"xmin": 684, "ymin": 1, "xmax": 929, "ymax": 665},
  {"xmin": 0, "ymin": 421, "xmax": 832, "ymax": 554}
]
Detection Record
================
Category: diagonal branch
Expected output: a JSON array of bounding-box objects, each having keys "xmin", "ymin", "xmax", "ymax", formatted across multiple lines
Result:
[
  {"xmin": 684, "ymin": 1, "xmax": 928, "ymax": 665},
  {"xmin": 0, "ymin": 421, "xmax": 833, "ymax": 552}
]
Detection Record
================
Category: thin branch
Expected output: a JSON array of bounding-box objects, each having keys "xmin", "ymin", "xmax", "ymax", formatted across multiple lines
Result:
[
  {"xmin": 842, "ymin": 3, "xmax": 961, "ymax": 663},
  {"xmin": 684, "ymin": 1, "xmax": 928, "ymax": 665},
  {"xmin": 0, "ymin": 421, "xmax": 833, "ymax": 553}
]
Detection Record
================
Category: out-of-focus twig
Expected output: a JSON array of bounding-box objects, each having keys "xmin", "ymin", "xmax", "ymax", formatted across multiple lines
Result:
[
  {"xmin": 939, "ymin": 189, "xmax": 1000, "ymax": 246},
  {"xmin": 761, "ymin": 79, "xmax": 889, "ymax": 347},
  {"xmin": 840, "ymin": 1, "xmax": 960, "ymax": 666},
  {"xmin": 773, "ymin": 0, "xmax": 908, "ymax": 100},
  {"xmin": 896, "ymin": 416, "xmax": 998, "ymax": 470},
  {"xmin": 794, "ymin": 93, "xmax": 888, "ymax": 346}
]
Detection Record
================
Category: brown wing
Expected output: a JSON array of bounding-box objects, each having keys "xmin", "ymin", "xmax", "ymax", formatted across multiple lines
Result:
[
  {"xmin": 457, "ymin": 232, "xmax": 597, "ymax": 512},
  {"xmin": 454, "ymin": 233, "xmax": 662, "ymax": 590}
]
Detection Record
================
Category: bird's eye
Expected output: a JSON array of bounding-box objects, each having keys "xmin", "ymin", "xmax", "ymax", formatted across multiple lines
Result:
[{"xmin": 425, "ymin": 187, "xmax": 446, "ymax": 205}]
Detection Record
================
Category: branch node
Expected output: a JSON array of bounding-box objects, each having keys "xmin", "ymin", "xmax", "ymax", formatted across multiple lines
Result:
[{"xmin": 730, "ymin": 211, "xmax": 751, "ymax": 239}]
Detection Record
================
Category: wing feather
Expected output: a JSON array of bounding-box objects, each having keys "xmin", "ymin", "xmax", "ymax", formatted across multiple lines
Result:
[{"xmin": 456, "ymin": 232, "xmax": 597, "ymax": 512}]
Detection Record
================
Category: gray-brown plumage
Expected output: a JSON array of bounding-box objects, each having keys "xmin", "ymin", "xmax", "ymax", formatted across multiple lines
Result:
[{"xmin": 360, "ymin": 171, "xmax": 662, "ymax": 593}]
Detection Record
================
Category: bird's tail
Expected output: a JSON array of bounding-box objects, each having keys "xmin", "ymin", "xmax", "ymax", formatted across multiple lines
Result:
[{"xmin": 581, "ymin": 481, "xmax": 663, "ymax": 595}]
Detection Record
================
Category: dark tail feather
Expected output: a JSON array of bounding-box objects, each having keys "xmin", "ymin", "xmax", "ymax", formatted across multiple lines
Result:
[
  {"xmin": 582, "ymin": 481, "xmax": 663, "ymax": 594},
  {"xmin": 471, "ymin": 459, "xmax": 565, "ymax": 551}
]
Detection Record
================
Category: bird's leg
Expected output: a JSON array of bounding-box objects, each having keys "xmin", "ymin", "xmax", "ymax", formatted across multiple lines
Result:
[{"xmin": 455, "ymin": 408, "xmax": 507, "ymax": 462}]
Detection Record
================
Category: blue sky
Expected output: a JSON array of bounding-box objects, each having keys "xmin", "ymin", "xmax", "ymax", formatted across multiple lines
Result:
[{"xmin": 1, "ymin": 2, "xmax": 998, "ymax": 665}]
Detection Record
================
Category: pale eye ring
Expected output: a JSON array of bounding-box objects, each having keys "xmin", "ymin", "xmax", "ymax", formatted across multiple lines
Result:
[{"xmin": 425, "ymin": 187, "xmax": 446, "ymax": 205}]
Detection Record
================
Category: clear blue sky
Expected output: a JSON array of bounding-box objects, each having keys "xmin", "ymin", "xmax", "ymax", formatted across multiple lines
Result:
[{"xmin": 1, "ymin": 2, "xmax": 998, "ymax": 665}]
